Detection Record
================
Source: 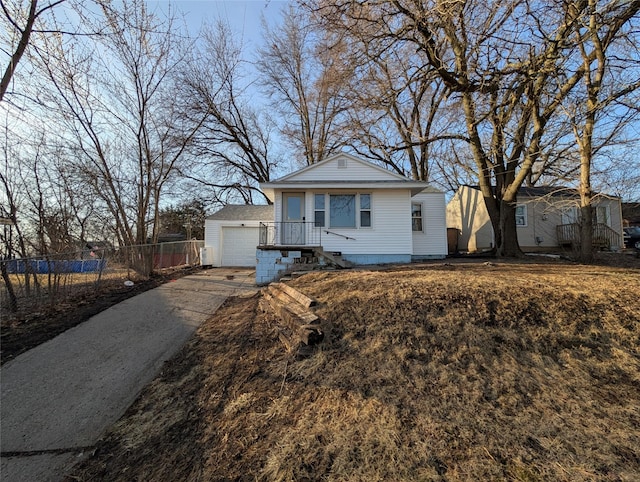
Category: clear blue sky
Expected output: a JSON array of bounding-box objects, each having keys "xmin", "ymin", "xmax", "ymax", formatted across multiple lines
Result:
[{"xmin": 150, "ymin": 0, "xmax": 290, "ymax": 46}]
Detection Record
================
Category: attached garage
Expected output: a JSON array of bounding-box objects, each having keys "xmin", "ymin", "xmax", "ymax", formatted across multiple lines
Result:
[
  {"xmin": 204, "ymin": 205, "xmax": 273, "ymax": 267},
  {"xmin": 221, "ymin": 226, "xmax": 260, "ymax": 266}
]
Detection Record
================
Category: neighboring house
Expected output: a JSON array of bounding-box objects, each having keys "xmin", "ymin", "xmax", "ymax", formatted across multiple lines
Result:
[
  {"xmin": 203, "ymin": 205, "xmax": 274, "ymax": 267},
  {"xmin": 203, "ymin": 153, "xmax": 448, "ymax": 283},
  {"xmin": 446, "ymin": 185, "xmax": 623, "ymax": 253}
]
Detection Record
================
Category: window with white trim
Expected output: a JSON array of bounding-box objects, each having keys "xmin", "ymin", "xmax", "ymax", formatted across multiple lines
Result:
[
  {"xmin": 314, "ymin": 194, "xmax": 325, "ymax": 227},
  {"xmin": 412, "ymin": 203, "xmax": 423, "ymax": 232},
  {"xmin": 328, "ymin": 194, "xmax": 371, "ymax": 228},
  {"xmin": 515, "ymin": 204, "xmax": 527, "ymax": 227},
  {"xmin": 360, "ymin": 194, "xmax": 371, "ymax": 227}
]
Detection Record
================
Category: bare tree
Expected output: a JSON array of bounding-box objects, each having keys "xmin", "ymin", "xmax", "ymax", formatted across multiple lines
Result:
[
  {"xmin": 306, "ymin": 0, "xmax": 640, "ymax": 257},
  {"xmin": 593, "ymin": 148, "xmax": 640, "ymax": 203},
  {"xmin": 180, "ymin": 20, "xmax": 277, "ymax": 205},
  {"xmin": 0, "ymin": 116, "xmax": 100, "ymax": 307},
  {"xmin": 0, "ymin": 147, "xmax": 25, "ymax": 311},
  {"xmin": 0, "ymin": 122, "xmax": 31, "ymax": 258},
  {"xmin": 568, "ymin": 0, "xmax": 640, "ymax": 261},
  {"xmin": 0, "ymin": 0, "xmax": 106, "ymax": 102},
  {"xmin": 1, "ymin": 0, "xmax": 60, "ymax": 101},
  {"xmin": 0, "ymin": 128, "xmax": 91, "ymax": 255},
  {"xmin": 31, "ymin": 0, "xmax": 202, "ymax": 249},
  {"xmin": 333, "ymin": 30, "xmax": 464, "ymax": 182},
  {"xmin": 257, "ymin": 5, "xmax": 351, "ymax": 165}
]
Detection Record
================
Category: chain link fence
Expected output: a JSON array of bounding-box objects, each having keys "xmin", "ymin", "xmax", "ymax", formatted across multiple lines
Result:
[{"xmin": 1, "ymin": 240, "xmax": 204, "ymax": 320}]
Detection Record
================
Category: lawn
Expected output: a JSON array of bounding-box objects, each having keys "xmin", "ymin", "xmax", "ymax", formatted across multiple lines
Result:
[{"xmin": 68, "ymin": 259, "xmax": 640, "ymax": 481}]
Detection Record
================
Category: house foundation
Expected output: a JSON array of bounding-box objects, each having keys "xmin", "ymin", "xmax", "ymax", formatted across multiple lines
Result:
[{"xmin": 255, "ymin": 248, "xmax": 301, "ymax": 286}]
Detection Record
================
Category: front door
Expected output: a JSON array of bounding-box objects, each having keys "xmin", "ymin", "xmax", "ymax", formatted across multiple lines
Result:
[
  {"xmin": 593, "ymin": 205, "xmax": 611, "ymax": 226},
  {"xmin": 561, "ymin": 207, "xmax": 579, "ymax": 225},
  {"xmin": 282, "ymin": 192, "xmax": 305, "ymax": 245}
]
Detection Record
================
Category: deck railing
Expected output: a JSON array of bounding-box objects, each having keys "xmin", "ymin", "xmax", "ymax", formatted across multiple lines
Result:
[
  {"xmin": 556, "ymin": 224, "xmax": 579, "ymax": 246},
  {"xmin": 593, "ymin": 223, "xmax": 622, "ymax": 249},
  {"xmin": 259, "ymin": 222, "xmax": 322, "ymax": 247},
  {"xmin": 556, "ymin": 223, "xmax": 621, "ymax": 250}
]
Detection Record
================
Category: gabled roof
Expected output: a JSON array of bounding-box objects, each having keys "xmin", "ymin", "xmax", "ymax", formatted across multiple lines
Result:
[
  {"xmin": 206, "ymin": 205, "xmax": 274, "ymax": 221},
  {"xmin": 261, "ymin": 153, "xmax": 432, "ymax": 201},
  {"xmin": 271, "ymin": 152, "xmax": 410, "ymax": 182}
]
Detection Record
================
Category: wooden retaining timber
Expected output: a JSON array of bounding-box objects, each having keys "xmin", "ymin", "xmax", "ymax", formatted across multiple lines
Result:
[
  {"xmin": 261, "ymin": 283, "xmax": 323, "ymax": 353},
  {"xmin": 269, "ymin": 282, "xmax": 317, "ymax": 308}
]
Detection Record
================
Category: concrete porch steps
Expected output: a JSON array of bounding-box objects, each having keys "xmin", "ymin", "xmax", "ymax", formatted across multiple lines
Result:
[{"xmin": 256, "ymin": 246, "xmax": 351, "ymax": 285}]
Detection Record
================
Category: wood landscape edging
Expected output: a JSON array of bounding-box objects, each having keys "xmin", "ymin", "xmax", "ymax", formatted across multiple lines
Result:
[{"xmin": 261, "ymin": 282, "xmax": 323, "ymax": 353}]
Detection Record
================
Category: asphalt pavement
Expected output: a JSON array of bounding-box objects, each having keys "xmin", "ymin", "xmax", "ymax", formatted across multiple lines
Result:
[{"xmin": 1, "ymin": 268, "xmax": 257, "ymax": 482}]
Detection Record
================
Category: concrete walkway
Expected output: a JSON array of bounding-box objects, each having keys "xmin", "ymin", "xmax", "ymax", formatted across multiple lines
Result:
[{"xmin": 1, "ymin": 268, "xmax": 257, "ymax": 482}]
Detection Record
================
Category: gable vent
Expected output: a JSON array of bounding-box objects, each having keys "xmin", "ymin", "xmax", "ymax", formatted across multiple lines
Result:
[{"xmin": 337, "ymin": 158, "xmax": 347, "ymax": 169}]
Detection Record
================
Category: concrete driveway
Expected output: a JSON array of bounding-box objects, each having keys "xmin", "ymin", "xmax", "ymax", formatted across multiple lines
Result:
[{"xmin": 1, "ymin": 268, "xmax": 257, "ymax": 482}]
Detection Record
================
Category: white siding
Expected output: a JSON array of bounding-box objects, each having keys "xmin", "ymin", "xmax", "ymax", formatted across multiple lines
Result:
[
  {"xmin": 274, "ymin": 195, "xmax": 283, "ymax": 223},
  {"xmin": 285, "ymin": 155, "xmax": 405, "ymax": 182},
  {"xmin": 411, "ymin": 191, "xmax": 448, "ymax": 257},
  {"xmin": 446, "ymin": 186, "xmax": 493, "ymax": 252},
  {"xmin": 298, "ymin": 189, "xmax": 413, "ymax": 255},
  {"xmin": 221, "ymin": 227, "xmax": 260, "ymax": 266},
  {"xmin": 204, "ymin": 219, "xmax": 263, "ymax": 267}
]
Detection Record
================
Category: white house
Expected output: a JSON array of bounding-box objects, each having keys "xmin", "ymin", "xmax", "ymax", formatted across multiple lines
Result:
[
  {"xmin": 203, "ymin": 205, "xmax": 274, "ymax": 267},
  {"xmin": 203, "ymin": 153, "xmax": 448, "ymax": 283}
]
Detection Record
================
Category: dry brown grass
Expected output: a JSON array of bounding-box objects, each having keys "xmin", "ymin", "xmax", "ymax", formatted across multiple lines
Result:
[
  {"xmin": 1, "ymin": 267, "xmax": 146, "ymax": 323},
  {"xmin": 69, "ymin": 261, "xmax": 640, "ymax": 482}
]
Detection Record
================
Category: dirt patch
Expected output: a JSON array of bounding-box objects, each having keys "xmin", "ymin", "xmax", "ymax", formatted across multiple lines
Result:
[
  {"xmin": 67, "ymin": 260, "xmax": 640, "ymax": 481},
  {"xmin": 1, "ymin": 266, "xmax": 199, "ymax": 365}
]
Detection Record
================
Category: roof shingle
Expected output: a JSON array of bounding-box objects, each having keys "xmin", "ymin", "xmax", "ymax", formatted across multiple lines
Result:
[{"xmin": 206, "ymin": 205, "xmax": 274, "ymax": 221}]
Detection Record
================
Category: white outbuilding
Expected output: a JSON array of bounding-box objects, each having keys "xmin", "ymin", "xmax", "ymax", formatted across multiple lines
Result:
[{"xmin": 203, "ymin": 205, "xmax": 273, "ymax": 267}]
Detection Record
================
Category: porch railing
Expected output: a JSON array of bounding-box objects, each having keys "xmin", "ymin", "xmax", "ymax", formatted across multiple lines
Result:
[
  {"xmin": 557, "ymin": 223, "xmax": 579, "ymax": 246},
  {"xmin": 556, "ymin": 223, "xmax": 621, "ymax": 249},
  {"xmin": 259, "ymin": 222, "xmax": 322, "ymax": 247}
]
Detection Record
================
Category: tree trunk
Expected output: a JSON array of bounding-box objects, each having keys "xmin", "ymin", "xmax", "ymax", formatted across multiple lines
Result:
[
  {"xmin": 497, "ymin": 200, "xmax": 522, "ymax": 257},
  {"xmin": 579, "ymin": 201, "xmax": 594, "ymax": 263},
  {"xmin": 578, "ymin": 104, "xmax": 595, "ymax": 263},
  {"xmin": 0, "ymin": 0, "xmax": 38, "ymax": 102},
  {"xmin": 1, "ymin": 261, "xmax": 18, "ymax": 313}
]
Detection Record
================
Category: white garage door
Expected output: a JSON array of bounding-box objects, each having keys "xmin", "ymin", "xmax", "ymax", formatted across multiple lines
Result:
[{"xmin": 221, "ymin": 227, "xmax": 260, "ymax": 267}]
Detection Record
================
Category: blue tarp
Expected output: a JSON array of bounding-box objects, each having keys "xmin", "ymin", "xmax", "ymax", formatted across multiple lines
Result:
[{"xmin": 5, "ymin": 259, "xmax": 107, "ymax": 274}]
